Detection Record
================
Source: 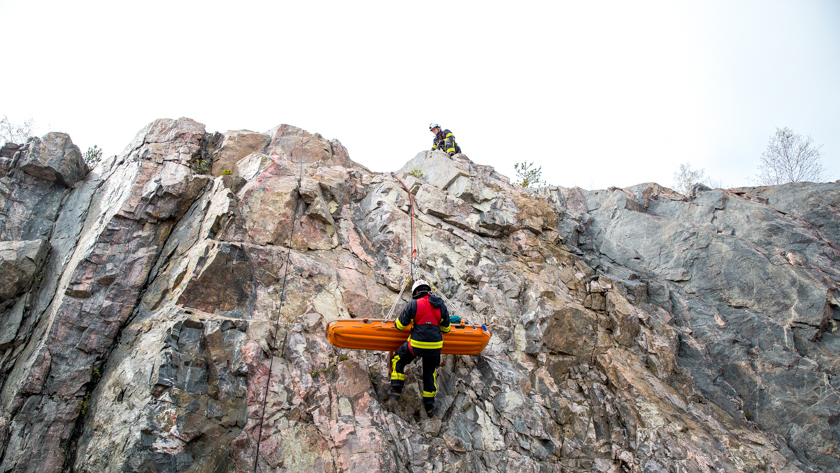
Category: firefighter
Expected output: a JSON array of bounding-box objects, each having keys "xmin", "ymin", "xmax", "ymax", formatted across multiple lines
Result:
[
  {"xmin": 429, "ymin": 123, "xmax": 461, "ymax": 156},
  {"xmin": 387, "ymin": 279, "xmax": 451, "ymax": 416}
]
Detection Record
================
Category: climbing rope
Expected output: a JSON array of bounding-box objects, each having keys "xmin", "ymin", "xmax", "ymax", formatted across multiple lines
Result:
[
  {"xmin": 384, "ymin": 172, "xmax": 422, "ymax": 322},
  {"xmin": 253, "ymin": 150, "xmax": 306, "ymax": 473},
  {"xmin": 382, "ymin": 254, "xmax": 484, "ymax": 325},
  {"xmin": 390, "ymin": 172, "xmax": 418, "ymax": 279},
  {"xmin": 387, "ymin": 171, "xmax": 484, "ymax": 326},
  {"xmin": 384, "ymin": 275, "xmax": 411, "ymax": 320}
]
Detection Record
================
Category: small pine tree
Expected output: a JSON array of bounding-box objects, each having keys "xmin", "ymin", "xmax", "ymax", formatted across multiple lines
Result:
[
  {"xmin": 514, "ymin": 161, "xmax": 545, "ymax": 188},
  {"xmin": 83, "ymin": 145, "xmax": 103, "ymax": 166}
]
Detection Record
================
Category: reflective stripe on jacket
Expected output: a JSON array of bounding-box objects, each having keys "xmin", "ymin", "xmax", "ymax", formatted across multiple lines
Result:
[
  {"xmin": 395, "ymin": 292, "xmax": 451, "ymax": 354},
  {"xmin": 431, "ymin": 129, "xmax": 461, "ymax": 155}
]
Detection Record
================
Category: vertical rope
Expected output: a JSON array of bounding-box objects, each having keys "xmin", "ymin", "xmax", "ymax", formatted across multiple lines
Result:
[
  {"xmin": 384, "ymin": 275, "xmax": 410, "ymax": 320},
  {"xmin": 252, "ymin": 150, "xmax": 306, "ymax": 473},
  {"xmin": 390, "ymin": 172, "xmax": 417, "ymax": 281}
]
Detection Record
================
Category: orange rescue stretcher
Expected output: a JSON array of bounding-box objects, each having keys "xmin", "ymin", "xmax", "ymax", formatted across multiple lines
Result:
[{"xmin": 325, "ymin": 318, "xmax": 491, "ymax": 355}]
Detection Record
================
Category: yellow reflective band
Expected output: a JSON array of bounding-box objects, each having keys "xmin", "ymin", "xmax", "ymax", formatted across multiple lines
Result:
[
  {"xmin": 391, "ymin": 372, "xmax": 405, "ymax": 380},
  {"xmin": 395, "ymin": 318, "xmax": 407, "ymax": 330},
  {"xmin": 409, "ymin": 338, "xmax": 443, "ymax": 349},
  {"xmin": 423, "ymin": 390, "xmax": 436, "ymax": 398},
  {"xmin": 445, "ymin": 133, "xmax": 453, "ymax": 138},
  {"xmin": 391, "ymin": 355, "xmax": 400, "ymax": 376},
  {"xmin": 433, "ymin": 367, "xmax": 438, "ymax": 392},
  {"xmin": 446, "ymin": 148, "xmax": 455, "ymax": 153},
  {"xmin": 440, "ymin": 324, "xmax": 451, "ymax": 333}
]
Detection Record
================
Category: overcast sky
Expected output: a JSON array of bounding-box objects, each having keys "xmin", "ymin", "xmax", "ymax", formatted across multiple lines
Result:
[{"xmin": 1, "ymin": 0, "xmax": 838, "ymax": 190}]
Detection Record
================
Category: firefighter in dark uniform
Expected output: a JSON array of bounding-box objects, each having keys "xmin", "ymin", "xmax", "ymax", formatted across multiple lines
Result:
[
  {"xmin": 388, "ymin": 279, "xmax": 451, "ymax": 416},
  {"xmin": 430, "ymin": 123, "xmax": 461, "ymax": 156}
]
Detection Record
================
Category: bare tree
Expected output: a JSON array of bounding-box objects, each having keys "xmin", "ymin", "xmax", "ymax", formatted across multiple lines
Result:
[
  {"xmin": 0, "ymin": 115, "xmax": 35, "ymax": 145},
  {"xmin": 673, "ymin": 162, "xmax": 706, "ymax": 194},
  {"xmin": 706, "ymin": 177, "xmax": 726, "ymax": 189},
  {"xmin": 673, "ymin": 162, "xmax": 726, "ymax": 194},
  {"xmin": 755, "ymin": 127, "xmax": 824, "ymax": 185}
]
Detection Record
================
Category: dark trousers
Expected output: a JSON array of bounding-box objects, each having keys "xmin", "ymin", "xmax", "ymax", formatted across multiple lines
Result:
[{"xmin": 390, "ymin": 342, "xmax": 440, "ymax": 408}]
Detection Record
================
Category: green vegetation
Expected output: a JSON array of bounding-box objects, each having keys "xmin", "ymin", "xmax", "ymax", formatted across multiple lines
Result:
[
  {"xmin": 80, "ymin": 392, "xmax": 90, "ymax": 415},
  {"xmin": 409, "ymin": 169, "xmax": 423, "ymax": 178},
  {"xmin": 514, "ymin": 161, "xmax": 545, "ymax": 188},
  {"xmin": 311, "ymin": 355, "xmax": 349, "ymax": 377},
  {"xmin": 83, "ymin": 145, "xmax": 103, "ymax": 166},
  {"xmin": 80, "ymin": 365, "xmax": 103, "ymax": 416},
  {"xmin": 192, "ymin": 153, "xmax": 210, "ymax": 174},
  {"xmin": 311, "ymin": 366, "xmax": 334, "ymax": 377}
]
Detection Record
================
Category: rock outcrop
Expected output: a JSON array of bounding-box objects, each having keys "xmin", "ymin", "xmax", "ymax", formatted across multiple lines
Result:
[{"xmin": 0, "ymin": 119, "xmax": 837, "ymax": 472}]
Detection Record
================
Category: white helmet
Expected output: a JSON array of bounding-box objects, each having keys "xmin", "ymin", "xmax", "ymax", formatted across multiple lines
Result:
[
  {"xmin": 429, "ymin": 123, "xmax": 440, "ymax": 130},
  {"xmin": 411, "ymin": 279, "xmax": 431, "ymax": 295}
]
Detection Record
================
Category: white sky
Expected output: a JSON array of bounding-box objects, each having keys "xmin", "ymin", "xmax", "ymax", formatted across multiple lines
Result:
[{"xmin": 1, "ymin": 0, "xmax": 838, "ymax": 190}]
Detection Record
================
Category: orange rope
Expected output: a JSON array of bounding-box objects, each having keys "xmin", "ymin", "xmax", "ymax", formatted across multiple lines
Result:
[{"xmin": 390, "ymin": 172, "xmax": 417, "ymax": 276}]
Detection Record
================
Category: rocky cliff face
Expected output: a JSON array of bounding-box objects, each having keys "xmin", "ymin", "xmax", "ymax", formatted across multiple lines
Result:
[{"xmin": 0, "ymin": 118, "xmax": 837, "ymax": 472}]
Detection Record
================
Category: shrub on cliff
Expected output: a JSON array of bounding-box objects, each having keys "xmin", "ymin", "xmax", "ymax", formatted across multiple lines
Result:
[
  {"xmin": 0, "ymin": 115, "xmax": 34, "ymax": 145},
  {"xmin": 83, "ymin": 145, "xmax": 103, "ymax": 166},
  {"xmin": 514, "ymin": 161, "xmax": 546, "ymax": 187},
  {"xmin": 755, "ymin": 127, "xmax": 824, "ymax": 185}
]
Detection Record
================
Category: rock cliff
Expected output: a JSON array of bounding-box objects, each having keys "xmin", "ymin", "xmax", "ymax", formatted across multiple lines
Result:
[{"xmin": 0, "ymin": 118, "xmax": 837, "ymax": 472}]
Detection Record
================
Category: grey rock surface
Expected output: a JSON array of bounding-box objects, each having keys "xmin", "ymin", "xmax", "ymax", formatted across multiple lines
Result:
[
  {"xmin": 0, "ymin": 240, "xmax": 48, "ymax": 302},
  {"xmin": 0, "ymin": 143, "xmax": 22, "ymax": 178},
  {"xmin": 17, "ymin": 132, "xmax": 88, "ymax": 187},
  {"xmin": 746, "ymin": 181, "xmax": 840, "ymax": 248},
  {"xmin": 0, "ymin": 118, "xmax": 209, "ymax": 473},
  {"xmin": 0, "ymin": 118, "xmax": 836, "ymax": 473},
  {"xmin": 565, "ymin": 181, "xmax": 840, "ymax": 471}
]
